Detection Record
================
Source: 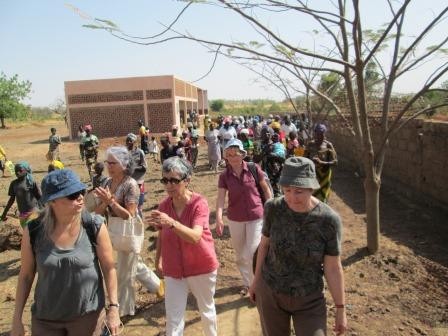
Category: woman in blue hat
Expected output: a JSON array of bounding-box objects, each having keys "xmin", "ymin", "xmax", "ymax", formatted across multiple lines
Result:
[{"xmin": 11, "ymin": 169, "xmax": 121, "ymax": 336}]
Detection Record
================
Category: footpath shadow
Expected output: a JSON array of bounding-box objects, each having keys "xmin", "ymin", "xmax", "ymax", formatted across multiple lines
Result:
[{"xmin": 333, "ymin": 166, "xmax": 448, "ymax": 268}]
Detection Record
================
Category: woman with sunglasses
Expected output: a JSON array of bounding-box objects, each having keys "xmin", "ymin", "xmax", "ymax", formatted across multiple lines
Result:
[
  {"xmin": 11, "ymin": 169, "xmax": 121, "ymax": 336},
  {"xmin": 94, "ymin": 146, "xmax": 163, "ymax": 317},
  {"xmin": 148, "ymin": 157, "xmax": 219, "ymax": 336}
]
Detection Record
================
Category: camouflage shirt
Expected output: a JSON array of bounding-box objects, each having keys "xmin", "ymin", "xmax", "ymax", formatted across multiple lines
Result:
[{"xmin": 261, "ymin": 197, "xmax": 342, "ymax": 297}]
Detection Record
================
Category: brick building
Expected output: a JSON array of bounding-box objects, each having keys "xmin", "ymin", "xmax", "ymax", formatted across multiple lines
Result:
[{"xmin": 64, "ymin": 75, "xmax": 208, "ymax": 140}]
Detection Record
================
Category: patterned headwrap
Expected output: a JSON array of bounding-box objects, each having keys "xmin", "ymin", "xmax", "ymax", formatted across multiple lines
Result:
[
  {"xmin": 314, "ymin": 123, "xmax": 327, "ymax": 133},
  {"xmin": 15, "ymin": 161, "xmax": 34, "ymax": 188}
]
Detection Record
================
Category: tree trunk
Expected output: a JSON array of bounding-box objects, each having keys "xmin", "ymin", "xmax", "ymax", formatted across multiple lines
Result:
[
  {"xmin": 364, "ymin": 173, "xmax": 381, "ymax": 253},
  {"xmin": 0, "ymin": 115, "xmax": 5, "ymax": 128}
]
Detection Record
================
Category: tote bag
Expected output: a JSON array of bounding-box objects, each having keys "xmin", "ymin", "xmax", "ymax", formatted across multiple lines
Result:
[{"xmin": 108, "ymin": 215, "xmax": 144, "ymax": 254}]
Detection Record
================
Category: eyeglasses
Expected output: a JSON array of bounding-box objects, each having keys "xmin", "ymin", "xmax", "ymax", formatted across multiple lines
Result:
[
  {"xmin": 66, "ymin": 190, "xmax": 86, "ymax": 200},
  {"xmin": 104, "ymin": 161, "xmax": 119, "ymax": 166},
  {"xmin": 160, "ymin": 177, "xmax": 186, "ymax": 185}
]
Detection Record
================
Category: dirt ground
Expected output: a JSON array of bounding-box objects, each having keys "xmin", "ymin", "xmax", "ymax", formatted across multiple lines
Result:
[{"xmin": 0, "ymin": 120, "xmax": 447, "ymax": 336}]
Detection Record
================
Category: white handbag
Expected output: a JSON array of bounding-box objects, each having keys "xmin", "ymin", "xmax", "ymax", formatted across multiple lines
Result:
[{"xmin": 108, "ymin": 215, "xmax": 144, "ymax": 254}]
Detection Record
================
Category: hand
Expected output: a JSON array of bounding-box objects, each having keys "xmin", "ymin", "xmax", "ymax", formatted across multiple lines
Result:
[
  {"xmin": 93, "ymin": 186, "xmax": 114, "ymax": 205},
  {"xmin": 106, "ymin": 307, "xmax": 121, "ymax": 336},
  {"xmin": 334, "ymin": 308, "xmax": 347, "ymax": 335},
  {"xmin": 156, "ymin": 258, "xmax": 163, "ymax": 275},
  {"xmin": 10, "ymin": 319, "xmax": 25, "ymax": 336},
  {"xmin": 215, "ymin": 218, "xmax": 224, "ymax": 236},
  {"xmin": 147, "ymin": 210, "xmax": 174, "ymax": 229}
]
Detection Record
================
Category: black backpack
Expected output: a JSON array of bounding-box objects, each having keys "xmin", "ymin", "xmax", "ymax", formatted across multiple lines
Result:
[
  {"xmin": 247, "ymin": 162, "xmax": 274, "ymax": 203},
  {"xmin": 28, "ymin": 210, "xmax": 98, "ymax": 255}
]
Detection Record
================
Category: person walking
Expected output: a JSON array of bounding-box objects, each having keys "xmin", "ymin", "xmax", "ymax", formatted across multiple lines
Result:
[
  {"xmin": 47, "ymin": 127, "xmax": 62, "ymax": 161},
  {"xmin": 1, "ymin": 162, "xmax": 41, "ymax": 227},
  {"xmin": 148, "ymin": 157, "xmax": 219, "ymax": 336},
  {"xmin": 10, "ymin": 169, "xmax": 121, "ymax": 336},
  {"xmin": 94, "ymin": 146, "xmax": 163, "ymax": 317},
  {"xmin": 215, "ymin": 139, "xmax": 272, "ymax": 296},
  {"xmin": 249, "ymin": 157, "xmax": 347, "ymax": 336},
  {"xmin": 125, "ymin": 133, "xmax": 147, "ymax": 218},
  {"xmin": 304, "ymin": 123, "xmax": 337, "ymax": 202}
]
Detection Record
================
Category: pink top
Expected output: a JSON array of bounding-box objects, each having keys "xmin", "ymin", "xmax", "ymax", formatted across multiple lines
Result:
[
  {"xmin": 158, "ymin": 193, "xmax": 219, "ymax": 279},
  {"xmin": 218, "ymin": 161, "xmax": 264, "ymax": 222}
]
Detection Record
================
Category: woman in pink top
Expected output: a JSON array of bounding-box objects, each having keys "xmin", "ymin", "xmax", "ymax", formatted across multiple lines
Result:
[
  {"xmin": 148, "ymin": 157, "xmax": 218, "ymax": 336},
  {"xmin": 216, "ymin": 138, "xmax": 273, "ymax": 296}
]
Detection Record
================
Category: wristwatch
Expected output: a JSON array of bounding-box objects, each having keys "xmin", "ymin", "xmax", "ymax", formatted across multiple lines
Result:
[{"xmin": 108, "ymin": 303, "xmax": 120, "ymax": 309}]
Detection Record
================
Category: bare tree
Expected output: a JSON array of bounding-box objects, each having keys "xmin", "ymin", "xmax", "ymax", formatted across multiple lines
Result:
[{"xmin": 74, "ymin": 0, "xmax": 448, "ymax": 253}]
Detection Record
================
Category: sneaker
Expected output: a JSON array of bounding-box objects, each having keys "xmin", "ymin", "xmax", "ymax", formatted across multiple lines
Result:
[
  {"xmin": 157, "ymin": 279, "xmax": 165, "ymax": 299},
  {"xmin": 239, "ymin": 286, "xmax": 249, "ymax": 297}
]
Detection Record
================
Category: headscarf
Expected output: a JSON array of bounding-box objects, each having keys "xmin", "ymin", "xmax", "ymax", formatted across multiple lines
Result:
[
  {"xmin": 314, "ymin": 123, "xmax": 327, "ymax": 133},
  {"xmin": 15, "ymin": 161, "xmax": 34, "ymax": 188},
  {"xmin": 51, "ymin": 160, "xmax": 64, "ymax": 170}
]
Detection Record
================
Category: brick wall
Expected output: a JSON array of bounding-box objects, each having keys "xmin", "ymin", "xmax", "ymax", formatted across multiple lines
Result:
[
  {"xmin": 68, "ymin": 91, "xmax": 143, "ymax": 104},
  {"xmin": 147, "ymin": 103, "xmax": 174, "ymax": 133},
  {"xmin": 69, "ymin": 104, "xmax": 145, "ymax": 138},
  {"xmin": 146, "ymin": 89, "xmax": 172, "ymax": 100},
  {"xmin": 327, "ymin": 118, "xmax": 448, "ymax": 207}
]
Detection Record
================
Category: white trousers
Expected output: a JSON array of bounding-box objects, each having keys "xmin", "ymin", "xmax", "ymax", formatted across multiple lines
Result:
[
  {"xmin": 165, "ymin": 270, "xmax": 218, "ymax": 336},
  {"xmin": 116, "ymin": 251, "xmax": 160, "ymax": 317},
  {"xmin": 227, "ymin": 218, "xmax": 263, "ymax": 287}
]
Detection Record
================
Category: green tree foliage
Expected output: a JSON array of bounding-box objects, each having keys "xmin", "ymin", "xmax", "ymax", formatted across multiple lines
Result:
[
  {"xmin": 0, "ymin": 72, "xmax": 32, "ymax": 128},
  {"xmin": 210, "ymin": 99, "xmax": 224, "ymax": 112}
]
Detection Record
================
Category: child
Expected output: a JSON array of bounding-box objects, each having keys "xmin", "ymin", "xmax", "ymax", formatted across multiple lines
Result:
[
  {"xmin": 176, "ymin": 140, "xmax": 186, "ymax": 159},
  {"xmin": 84, "ymin": 162, "xmax": 109, "ymax": 213},
  {"xmin": 47, "ymin": 127, "xmax": 62, "ymax": 161},
  {"xmin": 287, "ymin": 131, "xmax": 305, "ymax": 157},
  {"xmin": 92, "ymin": 162, "xmax": 109, "ymax": 189},
  {"xmin": 1, "ymin": 162, "xmax": 41, "ymax": 227},
  {"xmin": 271, "ymin": 133, "xmax": 286, "ymax": 159},
  {"xmin": 0, "ymin": 145, "xmax": 7, "ymax": 177},
  {"xmin": 148, "ymin": 136, "xmax": 159, "ymax": 162}
]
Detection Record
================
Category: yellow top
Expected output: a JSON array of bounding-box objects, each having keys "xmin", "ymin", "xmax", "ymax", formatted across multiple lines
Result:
[{"xmin": 0, "ymin": 145, "xmax": 6, "ymax": 160}]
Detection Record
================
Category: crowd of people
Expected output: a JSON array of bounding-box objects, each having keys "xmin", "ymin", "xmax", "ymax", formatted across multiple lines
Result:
[{"xmin": 2, "ymin": 113, "xmax": 346, "ymax": 336}]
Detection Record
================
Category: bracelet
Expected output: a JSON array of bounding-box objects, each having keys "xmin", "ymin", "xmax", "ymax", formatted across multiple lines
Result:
[
  {"xmin": 335, "ymin": 304, "xmax": 345, "ymax": 309},
  {"xmin": 108, "ymin": 303, "xmax": 120, "ymax": 309}
]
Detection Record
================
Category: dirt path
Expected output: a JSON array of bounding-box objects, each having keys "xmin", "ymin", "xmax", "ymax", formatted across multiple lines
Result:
[{"xmin": 0, "ymin": 120, "xmax": 447, "ymax": 335}]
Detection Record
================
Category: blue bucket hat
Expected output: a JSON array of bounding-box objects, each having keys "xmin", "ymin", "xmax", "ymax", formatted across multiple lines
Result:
[
  {"xmin": 41, "ymin": 169, "xmax": 86, "ymax": 203},
  {"xmin": 224, "ymin": 138, "xmax": 247, "ymax": 157}
]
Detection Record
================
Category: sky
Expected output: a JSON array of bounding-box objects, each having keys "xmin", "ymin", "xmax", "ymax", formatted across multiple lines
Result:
[{"xmin": 1, "ymin": 0, "xmax": 447, "ymax": 107}]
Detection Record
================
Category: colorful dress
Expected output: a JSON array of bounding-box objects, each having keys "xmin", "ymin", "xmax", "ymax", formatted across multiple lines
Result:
[{"xmin": 304, "ymin": 140, "xmax": 337, "ymax": 202}]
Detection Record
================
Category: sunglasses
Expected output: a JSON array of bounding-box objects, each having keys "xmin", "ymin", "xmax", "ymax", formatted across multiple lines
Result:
[
  {"xmin": 66, "ymin": 190, "xmax": 86, "ymax": 200},
  {"xmin": 160, "ymin": 177, "xmax": 186, "ymax": 185}
]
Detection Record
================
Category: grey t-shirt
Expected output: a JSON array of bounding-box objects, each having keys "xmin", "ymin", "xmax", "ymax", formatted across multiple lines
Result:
[
  {"xmin": 262, "ymin": 197, "xmax": 342, "ymax": 297},
  {"xmin": 129, "ymin": 147, "xmax": 147, "ymax": 184},
  {"xmin": 8, "ymin": 178, "xmax": 40, "ymax": 213},
  {"xmin": 31, "ymin": 214, "xmax": 105, "ymax": 320}
]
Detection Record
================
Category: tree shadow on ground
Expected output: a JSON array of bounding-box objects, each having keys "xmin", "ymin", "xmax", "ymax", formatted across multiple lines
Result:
[
  {"xmin": 0, "ymin": 258, "xmax": 20, "ymax": 282},
  {"xmin": 333, "ymin": 166, "xmax": 448, "ymax": 268},
  {"xmin": 28, "ymin": 136, "xmax": 71, "ymax": 145}
]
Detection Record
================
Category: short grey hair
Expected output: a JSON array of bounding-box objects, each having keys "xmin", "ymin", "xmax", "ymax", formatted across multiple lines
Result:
[
  {"xmin": 162, "ymin": 157, "xmax": 193, "ymax": 179},
  {"xmin": 105, "ymin": 146, "xmax": 133, "ymax": 176}
]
